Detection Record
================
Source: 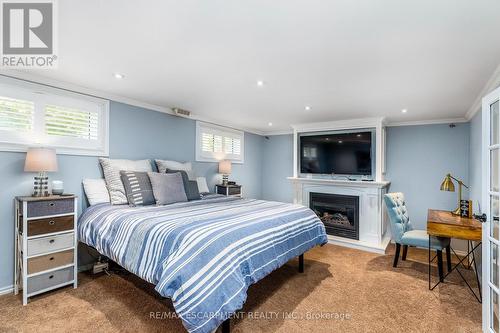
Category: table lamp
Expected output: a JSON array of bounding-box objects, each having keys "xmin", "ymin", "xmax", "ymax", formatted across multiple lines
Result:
[
  {"xmin": 218, "ymin": 160, "xmax": 232, "ymax": 185},
  {"xmin": 24, "ymin": 147, "xmax": 58, "ymax": 197},
  {"xmin": 440, "ymin": 173, "xmax": 468, "ymax": 215}
]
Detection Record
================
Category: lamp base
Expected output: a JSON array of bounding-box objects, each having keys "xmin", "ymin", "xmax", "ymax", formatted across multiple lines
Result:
[
  {"xmin": 33, "ymin": 172, "xmax": 49, "ymax": 197},
  {"xmin": 451, "ymin": 206, "xmax": 461, "ymax": 216},
  {"xmin": 222, "ymin": 174, "xmax": 229, "ymax": 186}
]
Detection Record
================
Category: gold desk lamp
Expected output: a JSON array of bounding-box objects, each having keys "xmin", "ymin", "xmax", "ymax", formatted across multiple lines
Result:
[{"xmin": 440, "ymin": 173, "xmax": 469, "ymax": 215}]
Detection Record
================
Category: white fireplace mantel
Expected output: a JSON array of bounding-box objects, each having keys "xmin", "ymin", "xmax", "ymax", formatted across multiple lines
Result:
[
  {"xmin": 288, "ymin": 117, "xmax": 391, "ymax": 254},
  {"xmin": 289, "ymin": 177, "xmax": 391, "ymax": 253}
]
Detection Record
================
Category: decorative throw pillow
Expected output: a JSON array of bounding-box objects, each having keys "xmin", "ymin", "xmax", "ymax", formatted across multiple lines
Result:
[
  {"xmin": 120, "ymin": 171, "xmax": 155, "ymax": 206},
  {"xmin": 155, "ymin": 159, "xmax": 195, "ymax": 180},
  {"xmin": 166, "ymin": 170, "xmax": 201, "ymax": 200},
  {"xmin": 148, "ymin": 172, "xmax": 188, "ymax": 205},
  {"xmin": 196, "ymin": 176, "xmax": 210, "ymax": 193},
  {"xmin": 99, "ymin": 158, "xmax": 153, "ymax": 205},
  {"xmin": 82, "ymin": 179, "xmax": 110, "ymax": 205}
]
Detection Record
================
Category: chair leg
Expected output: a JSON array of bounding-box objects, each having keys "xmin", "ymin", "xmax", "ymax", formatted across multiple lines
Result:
[
  {"xmin": 437, "ymin": 250, "xmax": 444, "ymax": 282},
  {"xmin": 393, "ymin": 243, "xmax": 401, "ymax": 268},
  {"xmin": 402, "ymin": 245, "xmax": 408, "ymax": 261},
  {"xmin": 445, "ymin": 245, "xmax": 452, "ymax": 273}
]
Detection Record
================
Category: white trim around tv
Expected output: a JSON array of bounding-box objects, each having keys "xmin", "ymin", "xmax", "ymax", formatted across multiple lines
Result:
[{"xmin": 291, "ymin": 117, "xmax": 386, "ymax": 182}]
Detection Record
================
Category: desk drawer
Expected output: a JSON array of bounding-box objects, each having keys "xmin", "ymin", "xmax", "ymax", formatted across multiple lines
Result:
[
  {"xmin": 27, "ymin": 266, "xmax": 74, "ymax": 294},
  {"xmin": 27, "ymin": 233, "xmax": 74, "ymax": 257},
  {"xmin": 27, "ymin": 249, "xmax": 74, "ymax": 275},
  {"xmin": 28, "ymin": 215, "xmax": 74, "ymax": 237},
  {"xmin": 27, "ymin": 198, "xmax": 74, "ymax": 218}
]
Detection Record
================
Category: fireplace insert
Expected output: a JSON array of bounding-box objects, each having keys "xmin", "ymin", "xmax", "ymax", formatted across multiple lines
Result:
[{"xmin": 309, "ymin": 192, "xmax": 359, "ymax": 240}]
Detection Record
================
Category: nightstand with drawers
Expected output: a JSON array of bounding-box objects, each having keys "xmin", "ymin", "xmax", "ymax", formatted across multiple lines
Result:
[
  {"xmin": 215, "ymin": 184, "xmax": 242, "ymax": 197},
  {"xmin": 14, "ymin": 195, "xmax": 78, "ymax": 305}
]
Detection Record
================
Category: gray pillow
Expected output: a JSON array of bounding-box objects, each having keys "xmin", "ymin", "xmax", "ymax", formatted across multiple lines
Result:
[
  {"xmin": 148, "ymin": 172, "xmax": 188, "ymax": 205},
  {"xmin": 166, "ymin": 169, "xmax": 201, "ymax": 201},
  {"xmin": 120, "ymin": 171, "xmax": 155, "ymax": 206}
]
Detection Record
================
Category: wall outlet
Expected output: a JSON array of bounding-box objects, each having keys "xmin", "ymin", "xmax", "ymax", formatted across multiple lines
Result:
[{"xmin": 92, "ymin": 262, "xmax": 109, "ymax": 274}]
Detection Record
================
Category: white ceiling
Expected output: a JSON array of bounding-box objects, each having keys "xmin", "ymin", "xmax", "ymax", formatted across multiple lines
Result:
[{"xmin": 4, "ymin": 0, "xmax": 500, "ymax": 134}]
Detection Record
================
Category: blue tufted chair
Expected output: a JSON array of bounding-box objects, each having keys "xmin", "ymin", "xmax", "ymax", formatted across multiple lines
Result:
[{"xmin": 384, "ymin": 192, "xmax": 451, "ymax": 280}]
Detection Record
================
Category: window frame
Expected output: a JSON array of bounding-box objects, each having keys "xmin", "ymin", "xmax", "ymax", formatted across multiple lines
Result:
[
  {"xmin": 196, "ymin": 121, "xmax": 244, "ymax": 163},
  {"xmin": 0, "ymin": 76, "xmax": 109, "ymax": 156}
]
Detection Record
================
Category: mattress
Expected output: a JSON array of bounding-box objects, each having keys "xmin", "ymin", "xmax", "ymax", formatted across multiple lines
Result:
[{"xmin": 78, "ymin": 195, "xmax": 327, "ymax": 333}]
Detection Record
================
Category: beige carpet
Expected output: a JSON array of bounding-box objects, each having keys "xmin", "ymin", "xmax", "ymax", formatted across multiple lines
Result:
[{"xmin": 0, "ymin": 244, "xmax": 481, "ymax": 333}]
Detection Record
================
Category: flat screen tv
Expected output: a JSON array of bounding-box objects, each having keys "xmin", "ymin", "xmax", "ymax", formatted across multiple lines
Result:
[{"xmin": 300, "ymin": 131, "xmax": 372, "ymax": 176}]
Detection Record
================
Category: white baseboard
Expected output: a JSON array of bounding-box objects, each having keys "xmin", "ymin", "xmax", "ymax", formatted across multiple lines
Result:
[
  {"xmin": 327, "ymin": 234, "xmax": 391, "ymax": 254},
  {"xmin": 387, "ymin": 239, "xmax": 472, "ymax": 257},
  {"xmin": 0, "ymin": 285, "xmax": 13, "ymax": 296}
]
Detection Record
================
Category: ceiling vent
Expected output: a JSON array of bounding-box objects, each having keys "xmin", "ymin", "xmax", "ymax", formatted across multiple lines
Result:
[{"xmin": 173, "ymin": 108, "xmax": 191, "ymax": 117}]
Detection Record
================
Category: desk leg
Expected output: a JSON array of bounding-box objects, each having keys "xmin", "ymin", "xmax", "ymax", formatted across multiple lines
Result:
[
  {"xmin": 471, "ymin": 241, "xmax": 482, "ymax": 301},
  {"xmin": 428, "ymin": 236, "xmax": 431, "ymax": 290}
]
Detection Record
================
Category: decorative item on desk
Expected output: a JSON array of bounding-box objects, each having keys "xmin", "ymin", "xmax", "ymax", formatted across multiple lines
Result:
[
  {"xmin": 440, "ymin": 173, "xmax": 469, "ymax": 216},
  {"xmin": 460, "ymin": 200, "xmax": 473, "ymax": 218},
  {"xmin": 24, "ymin": 147, "xmax": 58, "ymax": 197},
  {"xmin": 218, "ymin": 160, "xmax": 232, "ymax": 186},
  {"xmin": 51, "ymin": 180, "xmax": 64, "ymax": 195}
]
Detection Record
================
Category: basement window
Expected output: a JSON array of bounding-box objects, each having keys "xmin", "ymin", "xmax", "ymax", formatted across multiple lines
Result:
[
  {"xmin": 0, "ymin": 76, "xmax": 109, "ymax": 156},
  {"xmin": 196, "ymin": 121, "xmax": 244, "ymax": 163}
]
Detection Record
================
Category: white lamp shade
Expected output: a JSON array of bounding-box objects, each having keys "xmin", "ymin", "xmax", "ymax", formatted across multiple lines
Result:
[
  {"xmin": 218, "ymin": 160, "xmax": 232, "ymax": 175},
  {"xmin": 24, "ymin": 147, "xmax": 58, "ymax": 172}
]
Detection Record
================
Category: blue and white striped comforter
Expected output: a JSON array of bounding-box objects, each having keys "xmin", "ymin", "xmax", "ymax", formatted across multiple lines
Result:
[{"xmin": 78, "ymin": 195, "xmax": 327, "ymax": 333}]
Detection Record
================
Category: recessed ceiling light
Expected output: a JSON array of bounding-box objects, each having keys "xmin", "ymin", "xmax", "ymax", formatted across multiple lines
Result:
[
  {"xmin": 356, "ymin": 134, "xmax": 362, "ymax": 137},
  {"xmin": 257, "ymin": 80, "xmax": 265, "ymax": 87},
  {"xmin": 338, "ymin": 140, "xmax": 343, "ymax": 144},
  {"xmin": 305, "ymin": 106, "xmax": 312, "ymax": 111},
  {"xmin": 268, "ymin": 122, "xmax": 273, "ymax": 127},
  {"xmin": 325, "ymin": 138, "xmax": 330, "ymax": 141},
  {"xmin": 401, "ymin": 108, "xmax": 408, "ymax": 114},
  {"xmin": 114, "ymin": 73, "xmax": 124, "ymax": 79}
]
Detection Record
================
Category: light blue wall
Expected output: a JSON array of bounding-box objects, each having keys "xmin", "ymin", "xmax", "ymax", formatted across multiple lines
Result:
[
  {"xmin": 469, "ymin": 112, "xmax": 482, "ymax": 213},
  {"xmin": 261, "ymin": 135, "xmax": 294, "ymax": 203},
  {"xmin": 385, "ymin": 123, "xmax": 470, "ymax": 230},
  {"xmin": 0, "ymin": 101, "xmax": 263, "ymax": 291}
]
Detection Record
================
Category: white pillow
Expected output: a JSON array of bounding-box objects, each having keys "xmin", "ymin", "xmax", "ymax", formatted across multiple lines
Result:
[
  {"xmin": 83, "ymin": 179, "xmax": 110, "ymax": 205},
  {"xmin": 99, "ymin": 158, "xmax": 153, "ymax": 205},
  {"xmin": 155, "ymin": 159, "xmax": 195, "ymax": 180},
  {"xmin": 196, "ymin": 177, "xmax": 210, "ymax": 193}
]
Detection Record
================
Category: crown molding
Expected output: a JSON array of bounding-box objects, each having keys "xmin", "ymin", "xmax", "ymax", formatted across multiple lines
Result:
[
  {"xmin": 262, "ymin": 129, "xmax": 293, "ymax": 136},
  {"xmin": 0, "ymin": 70, "xmax": 264, "ymax": 136},
  {"xmin": 291, "ymin": 117, "xmax": 386, "ymax": 133},
  {"xmin": 466, "ymin": 63, "xmax": 500, "ymax": 120},
  {"xmin": 386, "ymin": 117, "xmax": 468, "ymax": 127},
  {"xmin": 263, "ymin": 116, "xmax": 470, "ymax": 135}
]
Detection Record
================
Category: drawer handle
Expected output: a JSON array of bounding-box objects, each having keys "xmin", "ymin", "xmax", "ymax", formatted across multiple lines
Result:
[
  {"xmin": 49, "ymin": 275, "xmax": 54, "ymax": 279},
  {"xmin": 48, "ymin": 220, "xmax": 55, "ymax": 226},
  {"xmin": 49, "ymin": 203, "xmax": 55, "ymax": 207},
  {"xmin": 49, "ymin": 239, "xmax": 55, "ymax": 244},
  {"xmin": 49, "ymin": 257, "xmax": 54, "ymax": 261}
]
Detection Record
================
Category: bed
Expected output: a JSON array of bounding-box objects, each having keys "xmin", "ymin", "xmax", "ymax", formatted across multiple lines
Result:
[{"xmin": 78, "ymin": 194, "xmax": 327, "ymax": 333}]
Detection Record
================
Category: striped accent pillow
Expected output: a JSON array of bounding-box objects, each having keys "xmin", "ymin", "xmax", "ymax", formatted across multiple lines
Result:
[
  {"xmin": 120, "ymin": 171, "xmax": 155, "ymax": 206},
  {"xmin": 99, "ymin": 158, "xmax": 152, "ymax": 205}
]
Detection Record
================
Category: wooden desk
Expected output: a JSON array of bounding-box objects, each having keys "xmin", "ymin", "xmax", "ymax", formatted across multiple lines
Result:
[
  {"xmin": 427, "ymin": 209, "xmax": 482, "ymax": 241},
  {"xmin": 427, "ymin": 209, "xmax": 482, "ymax": 302}
]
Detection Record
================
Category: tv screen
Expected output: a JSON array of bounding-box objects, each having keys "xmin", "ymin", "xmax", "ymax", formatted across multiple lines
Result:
[{"xmin": 300, "ymin": 131, "xmax": 372, "ymax": 175}]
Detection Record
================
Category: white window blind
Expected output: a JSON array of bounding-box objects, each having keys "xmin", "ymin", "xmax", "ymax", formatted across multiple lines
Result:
[
  {"xmin": 0, "ymin": 77, "xmax": 109, "ymax": 156},
  {"xmin": 0, "ymin": 96, "xmax": 34, "ymax": 133},
  {"xmin": 196, "ymin": 121, "xmax": 244, "ymax": 163},
  {"xmin": 45, "ymin": 105, "xmax": 99, "ymax": 140}
]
